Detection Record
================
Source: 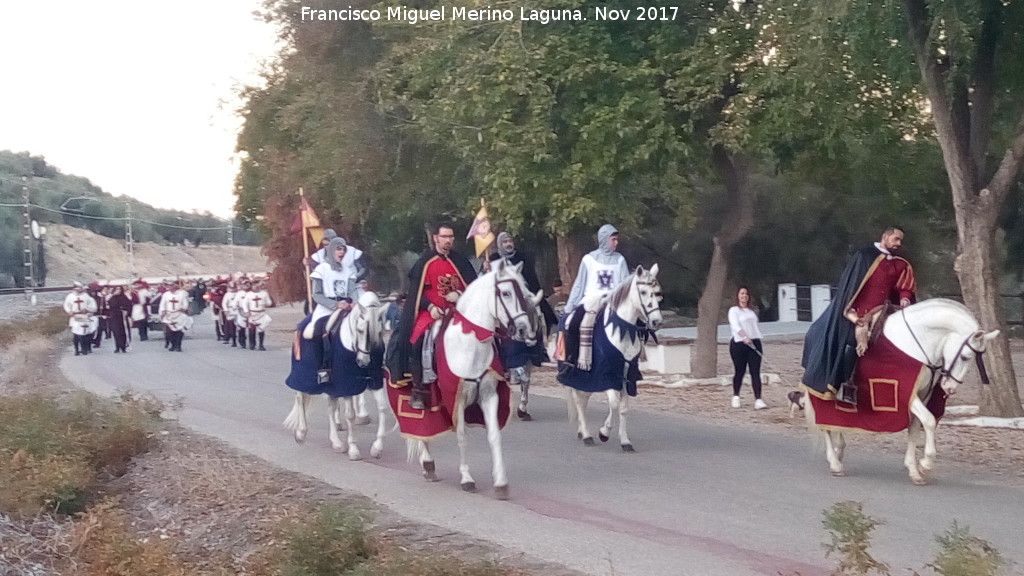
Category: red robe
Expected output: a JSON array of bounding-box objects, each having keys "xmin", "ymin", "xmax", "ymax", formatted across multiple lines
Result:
[
  {"xmin": 848, "ymin": 255, "xmax": 916, "ymax": 318},
  {"xmin": 410, "ymin": 256, "xmax": 469, "ymax": 343}
]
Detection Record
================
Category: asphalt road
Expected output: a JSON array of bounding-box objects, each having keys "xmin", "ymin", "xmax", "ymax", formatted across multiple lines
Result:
[{"xmin": 60, "ymin": 306, "xmax": 1024, "ymax": 576}]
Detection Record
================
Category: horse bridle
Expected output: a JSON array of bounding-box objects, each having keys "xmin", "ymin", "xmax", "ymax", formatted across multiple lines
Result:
[
  {"xmin": 344, "ymin": 303, "xmax": 376, "ymax": 357},
  {"xmin": 900, "ymin": 311, "xmax": 991, "ymax": 387},
  {"xmin": 633, "ymin": 276, "xmax": 662, "ymax": 324},
  {"xmin": 495, "ymin": 276, "xmax": 530, "ymax": 337}
]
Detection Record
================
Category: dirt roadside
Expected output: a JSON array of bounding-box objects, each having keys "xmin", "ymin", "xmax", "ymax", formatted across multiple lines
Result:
[{"xmin": 0, "ymin": 333, "xmax": 585, "ymax": 576}]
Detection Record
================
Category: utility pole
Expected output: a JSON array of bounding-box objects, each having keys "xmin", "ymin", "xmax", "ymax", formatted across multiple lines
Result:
[
  {"xmin": 22, "ymin": 176, "xmax": 34, "ymax": 304},
  {"xmin": 125, "ymin": 200, "xmax": 135, "ymax": 277},
  {"xmin": 227, "ymin": 221, "xmax": 235, "ymax": 270}
]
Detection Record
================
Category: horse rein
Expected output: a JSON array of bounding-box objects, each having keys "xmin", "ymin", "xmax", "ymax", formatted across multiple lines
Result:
[
  {"xmin": 900, "ymin": 310, "xmax": 990, "ymax": 387},
  {"xmin": 494, "ymin": 276, "xmax": 530, "ymax": 337}
]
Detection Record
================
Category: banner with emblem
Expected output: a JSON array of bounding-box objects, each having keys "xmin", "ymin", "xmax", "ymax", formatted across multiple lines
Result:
[{"xmin": 465, "ymin": 198, "xmax": 495, "ymax": 258}]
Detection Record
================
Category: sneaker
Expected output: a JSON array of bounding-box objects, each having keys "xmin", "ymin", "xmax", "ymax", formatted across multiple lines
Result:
[
  {"xmin": 754, "ymin": 399, "xmax": 768, "ymax": 410},
  {"xmin": 731, "ymin": 396, "xmax": 741, "ymax": 409}
]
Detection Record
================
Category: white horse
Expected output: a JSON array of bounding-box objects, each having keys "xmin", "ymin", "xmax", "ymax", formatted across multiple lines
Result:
[
  {"xmin": 284, "ymin": 291, "xmax": 393, "ymax": 460},
  {"xmin": 558, "ymin": 265, "xmax": 663, "ymax": 452},
  {"xmin": 804, "ymin": 298, "xmax": 999, "ymax": 484},
  {"xmin": 403, "ymin": 259, "xmax": 542, "ymax": 500}
]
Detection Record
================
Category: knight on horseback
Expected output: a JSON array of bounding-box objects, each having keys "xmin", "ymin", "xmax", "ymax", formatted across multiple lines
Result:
[
  {"xmin": 387, "ymin": 223, "xmax": 478, "ymax": 410},
  {"xmin": 560, "ymin": 224, "xmax": 630, "ymax": 369},
  {"xmin": 802, "ymin": 226, "xmax": 917, "ymax": 403}
]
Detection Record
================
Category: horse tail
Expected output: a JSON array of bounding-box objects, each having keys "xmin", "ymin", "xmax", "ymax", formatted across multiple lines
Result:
[
  {"xmin": 406, "ymin": 438, "xmax": 421, "ymax": 464},
  {"xmin": 282, "ymin": 393, "xmax": 311, "ymax": 431}
]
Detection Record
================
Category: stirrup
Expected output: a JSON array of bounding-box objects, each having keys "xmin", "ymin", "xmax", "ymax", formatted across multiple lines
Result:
[
  {"xmin": 409, "ymin": 386, "xmax": 430, "ymax": 410},
  {"xmin": 317, "ymin": 368, "xmax": 331, "ymax": 385},
  {"xmin": 837, "ymin": 382, "xmax": 858, "ymax": 405}
]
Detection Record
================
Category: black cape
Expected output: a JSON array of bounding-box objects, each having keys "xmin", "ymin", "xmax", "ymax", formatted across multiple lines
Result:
[
  {"xmin": 385, "ymin": 249, "xmax": 477, "ymax": 381},
  {"xmin": 490, "ymin": 250, "xmax": 559, "ymax": 331},
  {"xmin": 800, "ymin": 245, "xmax": 882, "ymax": 396}
]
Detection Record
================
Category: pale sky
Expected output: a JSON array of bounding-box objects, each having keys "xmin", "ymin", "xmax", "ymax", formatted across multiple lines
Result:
[{"xmin": 0, "ymin": 1, "xmax": 282, "ymax": 218}]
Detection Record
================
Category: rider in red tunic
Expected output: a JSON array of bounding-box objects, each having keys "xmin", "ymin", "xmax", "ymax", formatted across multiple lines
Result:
[
  {"xmin": 802, "ymin": 226, "xmax": 916, "ymax": 403},
  {"xmin": 387, "ymin": 224, "xmax": 477, "ymax": 410}
]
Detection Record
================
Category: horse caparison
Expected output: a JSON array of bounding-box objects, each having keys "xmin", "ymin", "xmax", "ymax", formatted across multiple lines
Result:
[{"xmin": 804, "ymin": 298, "xmax": 999, "ymax": 485}]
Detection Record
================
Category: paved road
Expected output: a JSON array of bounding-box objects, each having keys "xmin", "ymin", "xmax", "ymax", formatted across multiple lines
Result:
[{"xmin": 60, "ymin": 306, "xmax": 1024, "ymax": 576}]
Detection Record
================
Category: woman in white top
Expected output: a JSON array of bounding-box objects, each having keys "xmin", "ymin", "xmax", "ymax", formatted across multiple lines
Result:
[{"xmin": 728, "ymin": 286, "xmax": 766, "ymax": 409}]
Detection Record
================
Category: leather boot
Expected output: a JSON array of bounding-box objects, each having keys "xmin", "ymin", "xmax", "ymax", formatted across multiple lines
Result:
[
  {"xmin": 837, "ymin": 344, "xmax": 859, "ymax": 405},
  {"xmin": 409, "ymin": 381, "xmax": 431, "ymax": 410},
  {"xmin": 258, "ymin": 332, "xmax": 266, "ymax": 351},
  {"xmin": 238, "ymin": 329, "xmax": 246, "ymax": 349},
  {"xmin": 249, "ymin": 328, "xmax": 257, "ymax": 350}
]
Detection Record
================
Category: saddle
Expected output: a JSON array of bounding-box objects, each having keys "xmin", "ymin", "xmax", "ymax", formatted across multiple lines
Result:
[
  {"xmin": 850, "ymin": 303, "xmax": 897, "ymax": 357},
  {"xmin": 557, "ymin": 294, "xmax": 608, "ymax": 371}
]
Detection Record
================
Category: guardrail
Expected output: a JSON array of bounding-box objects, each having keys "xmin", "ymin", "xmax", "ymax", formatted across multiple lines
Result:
[{"xmin": 0, "ymin": 272, "xmax": 270, "ymax": 297}]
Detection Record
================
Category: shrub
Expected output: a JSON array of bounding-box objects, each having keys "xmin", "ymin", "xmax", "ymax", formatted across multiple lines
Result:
[
  {"xmin": 277, "ymin": 504, "xmax": 376, "ymax": 576},
  {"xmin": 822, "ymin": 501, "xmax": 891, "ymax": 576},
  {"xmin": 0, "ymin": 393, "xmax": 160, "ymax": 517},
  {"xmin": 0, "ymin": 306, "xmax": 66, "ymax": 348},
  {"xmin": 926, "ymin": 522, "xmax": 1010, "ymax": 576}
]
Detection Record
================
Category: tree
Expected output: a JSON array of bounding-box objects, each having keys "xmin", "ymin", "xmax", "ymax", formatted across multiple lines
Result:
[{"xmin": 767, "ymin": 0, "xmax": 1024, "ymax": 416}]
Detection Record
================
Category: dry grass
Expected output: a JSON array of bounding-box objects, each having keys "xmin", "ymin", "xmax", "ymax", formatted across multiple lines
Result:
[
  {"xmin": 0, "ymin": 306, "xmax": 67, "ymax": 349},
  {"xmin": 0, "ymin": 512, "xmax": 77, "ymax": 575},
  {"xmin": 0, "ymin": 392, "xmax": 160, "ymax": 519}
]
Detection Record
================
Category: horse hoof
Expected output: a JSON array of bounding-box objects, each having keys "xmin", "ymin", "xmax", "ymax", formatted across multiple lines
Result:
[
  {"xmin": 371, "ymin": 449, "xmax": 383, "ymax": 459},
  {"xmin": 599, "ymin": 432, "xmax": 609, "ymax": 443},
  {"xmin": 349, "ymin": 453, "xmax": 363, "ymax": 462},
  {"xmin": 583, "ymin": 437, "xmax": 596, "ymax": 446},
  {"xmin": 461, "ymin": 482, "xmax": 477, "ymax": 493},
  {"xmin": 621, "ymin": 444, "xmax": 635, "ymax": 452},
  {"xmin": 423, "ymin": 461, "xmax": 439, "ymax": 482},
  {"xmin": 355, "ymin": 415, "xmax": 371, "ymax": 426},
  {"xmin": 333, "ymin": 444, "xmax": 347, "ymax": 453},
  {"xmin": 517, "ymin": 409, "xmax": 532, "ymax": 421},
  {"xmin": 577, "ymin": 432, "xmax": 583, "ymax": 439},
  {"xmin": 830, "ymin": 470, "xmax": 846, "ymax": 477},
  {"xmin": 912, "ymin": 476, "xmax": 929, "ymax": 486},
  {"xmin": 495, "ymin": 485, "xmax": 510, "ymax": 500},
  {"xmin": 293, "ymin": 433, "xmax": 306, "ymax": 444}
]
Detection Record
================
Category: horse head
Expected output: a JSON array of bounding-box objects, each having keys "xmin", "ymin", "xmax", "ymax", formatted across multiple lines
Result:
[
  {"xmin": 630, "ymin": 264, "xmax": 663, "ymax": 330},
  {"xmin": 351, "ymin": 291, "xmax": 384, "ymax": 368},
  {"xmin": 938, "ymin": 326, "xmax": 1000, "ymax": 395},
  {"xmin": 491, "ymin": 259, "xmax": 539, "ymax": 345},
  {"xmin": 898, "ymin": 299, "xmax": 1000, "ymax": 395}
]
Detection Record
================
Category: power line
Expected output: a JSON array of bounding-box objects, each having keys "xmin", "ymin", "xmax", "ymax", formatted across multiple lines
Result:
[{"xmin": 1, "ymin": 202, "xmax": 252, "ymax": 232}]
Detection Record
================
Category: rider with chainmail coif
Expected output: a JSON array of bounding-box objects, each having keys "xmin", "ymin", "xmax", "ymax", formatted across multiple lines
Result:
[
  {"xmin": 565, "ymin": 224, "xmax": 630, "ymax": 314},
  {"xmin": 310, "ymin": 236, "xmax": 355, "ymax": 322},
  {"xmin": 559, "ymin": 224, "xmax": 630, "ymax": 366}
]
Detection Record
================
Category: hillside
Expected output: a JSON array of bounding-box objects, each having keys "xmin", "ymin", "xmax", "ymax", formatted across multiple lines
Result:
[{"xmin": 42, "ymin": 224, "xmax": 269, "ymax": 284}]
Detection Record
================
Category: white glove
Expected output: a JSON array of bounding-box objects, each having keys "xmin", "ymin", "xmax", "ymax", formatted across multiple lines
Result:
[
  {"xmin": 444, "ymin": 291, "xmax": 460, "ymax": 303},
  {"xmin": 429, "ymin": 304, "xmax": 443, "ymax": 320}
]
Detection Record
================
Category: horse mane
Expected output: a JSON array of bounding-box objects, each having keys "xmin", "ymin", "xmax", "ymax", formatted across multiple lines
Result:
[{"xmin": 606, "ymin": 273, "xmax": 637, "ymax": 312}]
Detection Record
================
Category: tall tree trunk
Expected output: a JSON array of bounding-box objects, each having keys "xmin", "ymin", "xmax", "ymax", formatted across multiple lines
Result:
[
  {"xmin": 556, "ymin": 233, "xmax": 588, "ymax": 290},
  {"xmin": 692, "ymin": 148, "xmax": 755, "ymax": 378},
  {"xmin": 904, "ymin": 0, "xmax": 1024, "ymax": 416}
]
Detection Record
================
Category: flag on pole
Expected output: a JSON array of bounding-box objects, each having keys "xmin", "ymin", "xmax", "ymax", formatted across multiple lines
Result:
[
  {"xmin": 291, "ymin": 196, "xmax": 324, "ymax": 251},
  {"xmin": 466, "ymin": 198, "xmax": 495, "ymax": 258}
]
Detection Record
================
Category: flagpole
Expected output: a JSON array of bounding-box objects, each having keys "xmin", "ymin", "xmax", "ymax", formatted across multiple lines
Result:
[{"xmin": 300, "ymin": 187, "xmax": 313, "ymax": 312}]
